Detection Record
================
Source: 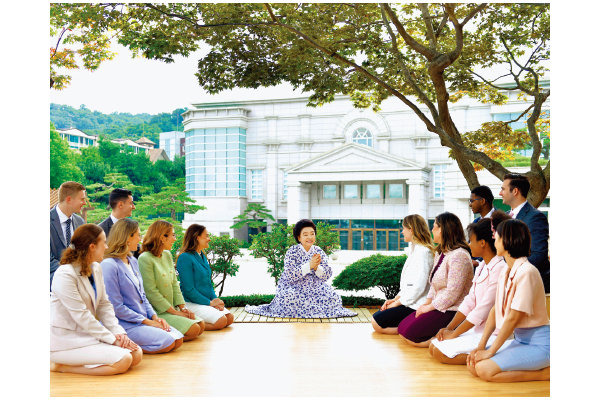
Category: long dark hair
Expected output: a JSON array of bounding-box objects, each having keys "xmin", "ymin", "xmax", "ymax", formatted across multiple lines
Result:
[
  {"xmin": 180, "ymin": 224, "xmax": 207, "ymax": 254},
  {"xmin": 434, "ymin": 212, "xmax": 470, "ymax": 254},
  {"xmin": 60, "ymin": 224, "xmax": 104, "ymax": 277}
]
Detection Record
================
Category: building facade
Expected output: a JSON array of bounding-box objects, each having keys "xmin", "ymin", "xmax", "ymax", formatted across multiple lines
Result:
[
  {"xmin": 57, "ymin": 128, "xmax": 97, "ymax": 150},
  {"xmin": 159, "ymin": 131, "xmax": 186, "ymax": 161},
  {"xmin": 182, "ymin": 85, "xmax": 549, "ymax": 250}
]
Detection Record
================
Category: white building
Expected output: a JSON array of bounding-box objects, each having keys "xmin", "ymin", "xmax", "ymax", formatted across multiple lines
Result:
[
  {"xmin": 182, "ymin": 83, "xmax": 549, "ymax": 250},
  {"xmin": 56, "ymin": 128, "xmax": 97, "ymax": 150},
  {"xmin": 159, "ymin": 131, "xmax": 186, "ymax": 160}
]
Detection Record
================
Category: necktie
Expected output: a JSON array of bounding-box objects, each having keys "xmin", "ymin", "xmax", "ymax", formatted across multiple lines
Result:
[
  {"xmin": 508, "ymin": 210, "xmax": 514, "ymax": 218},
  {"xmin": 65, "ymin": 218, "xmax": 72, "ymax": 245}
]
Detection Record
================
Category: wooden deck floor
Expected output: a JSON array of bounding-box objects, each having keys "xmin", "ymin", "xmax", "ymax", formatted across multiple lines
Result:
[
  {"xmin": 230, "ymin": 306, "xmax": 376, "ymax": 323},
  {"xmin": 50, "ymin": 320, "xmax": 549, "ymax": 397}
]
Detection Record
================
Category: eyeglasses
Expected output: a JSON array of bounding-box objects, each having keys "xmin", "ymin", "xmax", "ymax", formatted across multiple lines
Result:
[{"xmin": 469, "ymin": 197, "xmax": 483, "ymax": 204}]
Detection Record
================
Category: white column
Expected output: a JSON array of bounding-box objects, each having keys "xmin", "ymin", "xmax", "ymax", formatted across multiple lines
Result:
[
  {"xmin": 407, "ymin": 178, "xmax": 427, "ymax": 217},
  {"xmin": 286, "ymin": 181, "xmax": 310, "ymax": 224},
  {"xmin": 265, "ymin": 116, "xmax": 279, "ymax": 226}
]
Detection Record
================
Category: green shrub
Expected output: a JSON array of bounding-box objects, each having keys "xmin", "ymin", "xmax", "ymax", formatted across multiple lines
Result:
[
  {"xmin": 220, "ymin": 294, "xmax": 385, "ymax": 307},
  {"xmin": 206, "ymin": 234, "xmax": 242, "ymax": 296},
  {"xmin": 332, "ymin": 254, "xmax": 407, "ymax": 299}
]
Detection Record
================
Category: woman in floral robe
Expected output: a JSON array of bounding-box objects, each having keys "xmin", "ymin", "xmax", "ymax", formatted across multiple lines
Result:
[{"xmin": 245, "ymin": 219, "xmax": 356, "ymax": 318}]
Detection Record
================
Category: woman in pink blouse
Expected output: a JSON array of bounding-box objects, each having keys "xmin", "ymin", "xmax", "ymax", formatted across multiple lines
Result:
[
  {"xmin": 429, "ymin": 217, "xmax": 510, "ymax": 364},
  {"xmin": 397, "ymin": 212, "xmax": 473, "ymax": 347},
  {"xmin": 467, "ymin": 219, "xmax": 550, "ymax": 382}
]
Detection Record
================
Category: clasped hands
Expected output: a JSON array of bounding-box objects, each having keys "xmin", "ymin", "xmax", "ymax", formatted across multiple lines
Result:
[
  {"xmin": 466, "ymin": 348, "xmax": 493, "ymax": 367},
  {"xmin": 309, "ymin": 254, "xmax": 321, "ymax": 271},
  {"xmin": 210, "ymin": 298, "xmax": 225, "ymax": 311},
  {"xmin": 143, "ymin": 315, "xmax": 171, "ymax": 331},
  {"xmin": 113, "ymin": 333, "xmax": 139, "ymax": 350}
]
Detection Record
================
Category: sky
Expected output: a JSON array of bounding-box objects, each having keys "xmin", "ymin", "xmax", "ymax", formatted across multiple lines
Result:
[
  {"xmin": 2, "ymin": 1, "xmax": 599, "ymax": 398},
  {"xmin": 49, "ymin": 43, "xmax": 305, "ymax": 115}
]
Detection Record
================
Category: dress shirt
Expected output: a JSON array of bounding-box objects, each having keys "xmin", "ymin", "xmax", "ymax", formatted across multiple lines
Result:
[
  {"xmin": 300, "ymin": 245, "xmax": 325, "ymax": 278},
  {"xmin": 457, "ymin": 255, "xmax": 506, "ymax": 333},
  {"xmin": 110, "ymin": 213, "xmax": 119, "ymax": 224},
  {"xmin": 510, "ymin": 201, "xmax": 527, "ymax": 219},
  {"xmin": 55, "ymin": 205, "xmax": 75, "ymax": 243},
  {"xmin": 482, "ymin": 208, "xmax": 495, "ymax": 219}
]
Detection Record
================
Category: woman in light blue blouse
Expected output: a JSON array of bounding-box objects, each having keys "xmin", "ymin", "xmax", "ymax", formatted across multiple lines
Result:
[{"xmin": 176, "ymin": 224, "xmax": 234, "ymax": 330}]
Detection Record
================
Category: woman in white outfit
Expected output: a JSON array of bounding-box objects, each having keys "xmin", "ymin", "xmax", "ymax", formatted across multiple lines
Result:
[
  {"xmin": 50, "ymin": 224, "xmax": 142, "ymax": 375},
  {"xmin": 371, "ymin": 214, "xmax": 435, "ymax": 334}
]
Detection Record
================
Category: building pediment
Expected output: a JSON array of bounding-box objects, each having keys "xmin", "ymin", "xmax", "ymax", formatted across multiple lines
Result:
[{"xmin": 287, "ymin": 143, "xmax": 425, "ymax": 174}]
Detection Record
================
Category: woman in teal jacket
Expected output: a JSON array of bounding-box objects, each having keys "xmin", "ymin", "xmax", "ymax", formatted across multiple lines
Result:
[{"xmin": 176, "ymin": 224, "xmax": 234, "ymax": 330}]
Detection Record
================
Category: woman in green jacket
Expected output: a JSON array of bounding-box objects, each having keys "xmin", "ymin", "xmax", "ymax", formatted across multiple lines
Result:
[
  {"xmin": 176, "ymin": 224, "xmax": 234, "ymax": 330},
  {"xmin": 138, "ymin": 220, "xmax": 204, "ymax": 341}
]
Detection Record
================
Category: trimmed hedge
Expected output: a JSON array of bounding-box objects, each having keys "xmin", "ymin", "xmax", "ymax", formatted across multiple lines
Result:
[
  {"xmin": 220, "ymin": 294, "xmax": 384, "ymax": 308},
  {"xmin": 332, "ymin": 254, "xmax": 407, "ymax": 299}
]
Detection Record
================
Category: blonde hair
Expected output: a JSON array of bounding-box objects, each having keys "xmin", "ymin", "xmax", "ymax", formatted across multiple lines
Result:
[
  {"xmin": 402, "ymin": 214, "xmax": 435, "ymax": 253},
  {"xmin": 60, "ymin": 224, "xmax": 103, "ymax": 277},
  {"xmin": 58, "ymin": 181, "xmax": 85, "ymax": 202},
  {"xmin": 141, "ymin": 220, "xmax": 173, "ymax": 257},
  {"xmin": 105, "ymin": 219, "xmax": 139, "ymax": 260}
]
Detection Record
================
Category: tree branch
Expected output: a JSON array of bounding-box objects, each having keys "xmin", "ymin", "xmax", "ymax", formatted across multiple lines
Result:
[
  {"xmin": 460, "ymin": 3, "xmax": 487, "ymax": 27},
  {"xmin": 435, "ymin": 12, "xmax": 448, "ymax": 38},
  {"xmin": 379, "ymin": 4, "xmax": 440, "ymax": 124},
  {"xmin": 381, "ymin": 3, "xmax": 436, "ymax": 61},
  {"xmin": 418, "ymin": 3, "xmax": 437, "ymax": 49},
  {"xmin": 264, "ymin": 3, "xmax": 440, "ymax": 134},
  {"xmin": 50, "ymin": 27, "xmax": 68, "ymax": 60}
]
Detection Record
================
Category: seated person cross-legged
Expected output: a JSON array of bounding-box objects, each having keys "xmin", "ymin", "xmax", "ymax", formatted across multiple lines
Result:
[
  {"xmin": 245, "ymin": 219, "xmax": 357, "ymax": 318},
  {"xmin": 429, "ymin": 217, "xmax": 510, "ymax": 364},
  {"xmin": 138, "ymin": 220, "xmax": 205, "ymax": 341},
  {"xmin": 101, "ymin": 218, "xmax": 184, "ymax": 354},
  {"xmin": 397, "ymin": 212, "xmax": 474, "ymax": 348},
  {"xmin": 176, "ymin": 224, "xmax": 234, "ymax": 331},
  {"xmin": 467, "ymin": 219, "xmax": 550, "ymax": 383},
  {"xmin": 50, "ymin": 224, "xmax": 142, "ymax": 375},
  {"xmin": 371, "ymin": 214, "xmax": 435, "ymax": 334}
]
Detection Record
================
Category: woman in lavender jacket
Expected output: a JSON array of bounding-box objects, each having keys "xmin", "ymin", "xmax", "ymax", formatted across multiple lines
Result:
[{"xmin": 101, "ymin": 219, "xmax": 183, "ymax": 354}]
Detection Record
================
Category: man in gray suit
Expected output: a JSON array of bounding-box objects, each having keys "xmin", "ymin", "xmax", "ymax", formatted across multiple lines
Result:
[
  {"xmin": 50, "ymin": 181, "xmax": 87, "ymax": 288},
  {"xmin": 98, "ymin": 188, "xmax": 139, "ymax": 257},
  {"xmin": 98, "ymin": 188, "xmax": 136, "ymax": 237}
]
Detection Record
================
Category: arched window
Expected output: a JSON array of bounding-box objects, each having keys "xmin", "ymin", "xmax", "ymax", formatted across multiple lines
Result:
[{"xmin": 352, "ymin": 128, "xmax": 373, "ymax": 147}]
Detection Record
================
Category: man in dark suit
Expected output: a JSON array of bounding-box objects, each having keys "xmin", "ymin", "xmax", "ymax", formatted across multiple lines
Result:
[
  {"xmin": 470, "ymin": 185, "xmax": 495, "ymax": 223},
  {"xmin": 98, "ymin": 188, "xmax": 139, "ymax": 256},
  {"xmin": 50, "ymin": 181, "xmax": 87, "ymax": 287},
  {"xmin": 499, "ymin": 173, "xmax": 550, "ymax": 293}
]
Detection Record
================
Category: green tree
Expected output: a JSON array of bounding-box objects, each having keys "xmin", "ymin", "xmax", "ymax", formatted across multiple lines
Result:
[
  {"xmin": 135, "ymin": 178, "xmax": 204, "ymax": 221},
  {"xmin": 205, "ymin": 234, "xmax": 243, "ymax": 296},
  {"xmin": 50, "ymin": 3, "xmax": 550, "ymax": 205},
  {"xmin": 250, "ymin": 224, "xmax": 295, "ymax": 285},
  {"xmin": 333, "ymin": 254, "xmax": 407, "ymax": 299},
  {"xmin": 230, "ymin": 203, "xmax": 275, "ymax": 233},
  {"xmin": 50, "ymin": 123, "xmax": 84, "ymax": 188}
]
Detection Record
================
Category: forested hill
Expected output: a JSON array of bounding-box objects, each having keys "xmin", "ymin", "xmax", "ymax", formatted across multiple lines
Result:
[{"xmin": 50, "ymin": 103, "xmax": 186, "ymax": 144}]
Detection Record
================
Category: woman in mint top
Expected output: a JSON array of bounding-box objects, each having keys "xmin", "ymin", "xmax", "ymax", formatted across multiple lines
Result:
[
  {"xmin": 138, "ymin": 220, "xmax": 204, "ymax": 341},
  {"xmin": 176, "ymin": 224, "xmax": 234, "ymax": 330}
]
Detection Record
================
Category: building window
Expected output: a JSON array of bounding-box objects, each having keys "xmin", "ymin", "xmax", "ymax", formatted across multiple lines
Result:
[
  {"xmin": 343, "ymin": 184, "xmax": 359, "ymax": 199},
  {"xmin": 251, "ymin": 170, "xmax": 263, "ymax": 200},
  {"xmin": 185, "ymin": 127, "xmax": 247, "ymax": 197},
  {"xmin": 352, "ymin": 128, "xmax": 373, "ymax": 147},
  {"xmin": 323, "ymin": 184, "xmax": 337, "ymax": 199},
  {"xmin": 388, "ymin": 183, "xmax": 404, "ymax": 199},
  {"xmin": 366, "ymin": 184, "xmax": 381, "ymax": 199},
  {"xmin": 282, "ymin": 171, "xmax": 288, "ymax": 200},
  {"xmin": 433, "ymin": 165, "xmax": 447, "ymax": 199}
]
